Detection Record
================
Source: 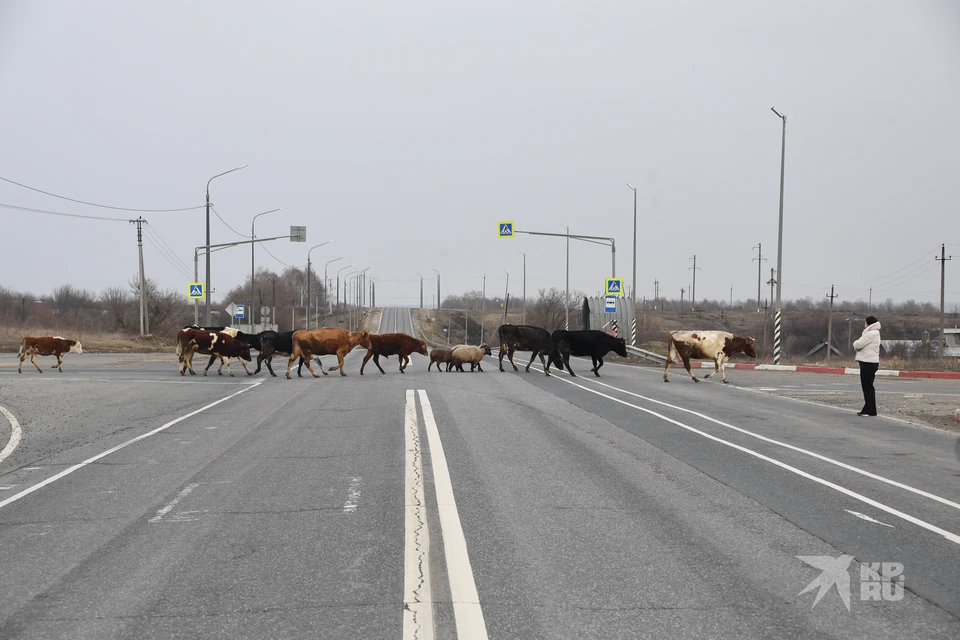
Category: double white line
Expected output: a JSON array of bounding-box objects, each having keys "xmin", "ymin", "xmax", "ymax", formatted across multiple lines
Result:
[{"xmin": 404, "ymin": 390, "xmax": 488, "ymax": 640}]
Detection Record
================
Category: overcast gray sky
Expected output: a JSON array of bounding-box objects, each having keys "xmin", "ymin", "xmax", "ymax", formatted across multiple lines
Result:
[{"xmin": 2, "ymin": 1, "xmax": 958, "ymax": 309}]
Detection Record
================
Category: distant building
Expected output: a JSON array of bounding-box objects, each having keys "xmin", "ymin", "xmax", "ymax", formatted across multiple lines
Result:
[{"xmin": 943, "ymin": 328, "xmax": 960, "ymax": 357}]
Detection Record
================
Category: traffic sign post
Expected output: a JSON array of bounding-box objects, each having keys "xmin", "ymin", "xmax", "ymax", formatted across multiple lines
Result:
[
  {"xmin": 188, "ymin": 282, "xmax": 204, "ymax": 299},
  {"xmin": 498, "ymin": 222, "xmax": 515, "ymax": 238},
  {"xmin": 235, "ymin": 304, "xmax": 245, "ymax": 319},
  {"xmin": 605, "ymin": 296, "xmax": 617, "ymax": 313},
  {"xmin": 605, "ymin": 278, "xmax": 623, "ymax": 296}
]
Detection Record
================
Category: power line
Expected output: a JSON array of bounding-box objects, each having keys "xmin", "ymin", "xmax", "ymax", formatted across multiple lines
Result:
[
  {"xmin": 0, "ymin": 201, "xmax": 130, "ymax": 222},
  {"xmin": 143, "ymin": 225, "xmax": 192, "ymax": 274},
  {"xmin": 837, "ymin": 248, "xmax": 937, "ymax": 287},
  {"xmin": 209, "ymin": 206, "xmax": 247, "ymax": 239},
  {"xmin": 872, "ymin": 262, "xmax": 939, "ymax": 293},
  {"xmin": 0, "ymin": 175, "xmax": 204, "ymax": 212},
  {"xmin": 143, "ymin": 231, "xmax": 193, "ymax": 280}
]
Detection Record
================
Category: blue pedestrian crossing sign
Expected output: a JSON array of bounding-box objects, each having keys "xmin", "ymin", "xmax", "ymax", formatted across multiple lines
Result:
[
  {"xmin": 188, "ymin": 282, "xmax": 204, "ymax": 299},
  {"xmin": 605, "ymin": 296, "xmax": 617, "ymax": 313},
  {"xmin": 605, "ymin": 278, "xmax": 623, "ymax": 296},
  {"xmin": 498, "ymin": 221, "xmax": 515, "ymax": 238}
]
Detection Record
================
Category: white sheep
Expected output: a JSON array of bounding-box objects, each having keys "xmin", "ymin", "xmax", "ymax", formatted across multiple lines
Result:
[{"xmin": 449, "ymin": 343, "xmax": 493, "ymax": 372}]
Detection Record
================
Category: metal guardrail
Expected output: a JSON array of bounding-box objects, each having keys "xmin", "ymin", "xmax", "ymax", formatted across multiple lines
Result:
[{"xmin": 625, "ymin": 344, "xmax": 668, "ymax": 364}]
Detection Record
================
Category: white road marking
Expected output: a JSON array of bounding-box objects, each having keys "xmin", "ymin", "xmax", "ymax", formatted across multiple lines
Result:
[
  {"xmin": 0, "ymin": 486, "xmax": 16, "ymax": 490},
  {"xmin": 403, "ymin": 390, "xmax": 434, "ymax": 640},
  {"xmin": 149, "ymin": 483, "xmax": 200, "ymax": 523},
  {"xmin": 846, "ymin": 509, "xmax": 895, "ymax": 528},
  {"xmin": 418, "ymin": 390, "xmax": 489, "ymax": 639},
  {"xmin": 342, "ymin": 477, "xmax": 362, "ymax": 513},
  {"xmin": 0, "ymin": 406, "xmax": 23, "ymax": 465},
  {"xmin": 532, "ymin": 369, "xmax": 960, "ymax": 546},
  {"xmin": 0, "ymin": 382, "xmax": 261, "ymax": 511},
  {"xmin": 22, "ymin": 467, "xmax": 44, "ymax": 471},
  {"xmin": 574, "ymin": 373, "xmax": 960, "ymax": 513}
]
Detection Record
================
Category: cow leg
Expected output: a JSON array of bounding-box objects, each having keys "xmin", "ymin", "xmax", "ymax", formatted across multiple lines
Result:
[
  {"xmin": 240, "ymin": 360, "xmax": 253, "ymax": 376},
  {"xmin": 682, "ymin": 355, "xmax": 698, "ymax": 382},
  {"xmin": 304, "ymin": 352, "xmax": 323, "ymax": 378},
  {"xmin": 222, "ymin": 359, "xmax": 234, "ymax": 377},
  {"xmin": 265, "ymin": 355, "xmax": 277, "ymax": 378},
  {"xmin": 593, "ymin": 356, "xmax": 604, "ymax": 377},
  {"xmin": 31, "ymin": 352, "xmax": 43, "ymax": 373},
  {"xmin": 498, "ymin": 348, "xmax": 506, "ymax": 372},
  {"xmin": 507, "ymin": 347, "xmax": 519, "ymax": 372},
  {"xmin": 663, "ymin": 356, "xmax": 672, "ymax": 382},
  {"xmin": 204, "ymin": 358, "xmax": 216, "ymax": 376},
  {"xmin": 704, "ymin": 358, "xmax": 720, "ymax": 379},
  {"xmin": 400, "ymin": 354, "xmax": 410, "ymax": 372},
  {"xmin": 185, "ymin": 349, "xmax": 197, "ymax": 375},
  {"xmin": 369, "ymin": 353, "xmax": 385, "ymax": 375},
  {"xmin": 286, "ymin": 352, "xmax": 305, "ymax": 379},
  {"xmin": 336, "ymin": 351, "xmax": 348, "ymax": 376},
  {"xmin": 17, "ymin": 353, "xmax": 25, "ymax": 374}
]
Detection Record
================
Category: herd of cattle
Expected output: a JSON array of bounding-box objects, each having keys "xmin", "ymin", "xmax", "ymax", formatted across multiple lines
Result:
[{"xmin": 15, "ymin": 325, "xmax": 757, "ymax": 383}]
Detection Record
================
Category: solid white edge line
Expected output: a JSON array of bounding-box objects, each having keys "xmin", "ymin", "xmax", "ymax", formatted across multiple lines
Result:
[
  {"xmin": 0, "ymin": 406, "xmax": 23, "ymax": 465},
  {"xmin": 0, "ymin": 381, "xmax": 262, "ymax": 511},
  {"xmin": 417, "ymin": 389, "xmax": 489, "ymax": 640},
  {"xmin": 520, "ymin": 365, "xmax": 960, "ymax": 546},
  {"xmin": 403, "ymin": 390, "xmax": 434, "ymax": 640},
  {"xmin": 578, "ymin": 375, "xmax": 960, "ymax": 513}
]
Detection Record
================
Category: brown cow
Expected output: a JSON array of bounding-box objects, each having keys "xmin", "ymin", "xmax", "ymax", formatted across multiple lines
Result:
[
  {"xmin": 286, "ymin": 328, "xmax": 371, "ymax": 379},
  {"xmin": 177, "ymin": 329, "xmax": 253, "ymax": 377},
  {"xmin": 17, "ymin": 336, "xmax": 83, "ymax": 373},
  {"xmin": 663, "ymin": 330, "xmax": 757, "ymax": 383},
  {"xmin": 360, "ymin": 333, "xmax": 428, "ymax": 374}
]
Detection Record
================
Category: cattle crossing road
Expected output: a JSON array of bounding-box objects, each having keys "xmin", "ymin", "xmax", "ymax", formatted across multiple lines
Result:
[{"xmin": 0, "ymin": 308, "xmax": 958, "ymax": 639}]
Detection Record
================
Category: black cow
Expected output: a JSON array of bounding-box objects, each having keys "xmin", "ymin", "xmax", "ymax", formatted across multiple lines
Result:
[
  {"xmin": 497, "ymin": 324, "xmax": 552, "ymax": 373},
  {"xmin": 182, "ymin": 326, "xmax": 263, "ymax": 372},
  {"xmin": 255, "ymin": 330, "xmax": 310, "ymax": 377},
  {"xmin": 545, "ymin": 330, "xmax": 628, "ymax": 377}
]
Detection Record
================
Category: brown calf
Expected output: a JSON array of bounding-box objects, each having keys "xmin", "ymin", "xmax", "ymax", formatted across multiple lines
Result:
[
  {"xmin": 287, "ymin": 328, "xmax": 371, "ymax": 379},
  {"xmin": 360, "ymin": 333, "xmax": 428, "ymax": 374},
  {"xmin": 17, "ymin": 336, "xmax": 83, "ymax": 373}
]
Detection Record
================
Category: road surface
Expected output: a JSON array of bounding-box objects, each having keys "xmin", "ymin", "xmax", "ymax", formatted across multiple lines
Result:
[{"xmin": 0, "ymin": 308, "xmax": 958, "ymax": 638}]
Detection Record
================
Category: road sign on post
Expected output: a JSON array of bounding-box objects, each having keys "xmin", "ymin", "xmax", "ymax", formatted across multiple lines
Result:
[
  {"xmin": 498, "ymin": 221, "xmax": 515, "ymax": 238},
  {"xmin": 188, "ymin": 282, "xmax": 204, "ymax": 299},
  {"xmin": 605, "ymin": 296, "xmax": 617, "ymax": 313},
  {"xmin": 235, "ymin": 304, "xmax": 245, "ymax": 319},
  {"xmin": 225, "ymin": 302, "xmax": 238, "ymax": 317},
  {"xmin": 605, "ymin": 278, "xmax": 623, "ymax": 296},
  {"xmin": 290, "ymin": 226, "xmax": 307, "ymax": 242}
]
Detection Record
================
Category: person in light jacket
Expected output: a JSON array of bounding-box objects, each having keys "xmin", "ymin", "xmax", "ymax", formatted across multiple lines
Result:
[{"xmin": 853, "ymin": 315, "xmax": 881, "ymax": 416}]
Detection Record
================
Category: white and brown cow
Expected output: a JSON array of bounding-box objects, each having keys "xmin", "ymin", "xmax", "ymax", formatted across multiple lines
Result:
[
  {"xmin": 176, "ymin": 329, "xmax": 252, "ymax": 377},
  {"xmin": 663, "ymin": 330, "xmax": 756, "ymax": 384},
  {"xmin": 17, "ymin": 336, "xmax": 83, "ymax": 373}
]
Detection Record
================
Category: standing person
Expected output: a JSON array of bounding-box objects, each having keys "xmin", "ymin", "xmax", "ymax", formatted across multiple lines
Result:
[{"xmin": 853, "ymin": 315, "xmax": 881, "ymax": 417}]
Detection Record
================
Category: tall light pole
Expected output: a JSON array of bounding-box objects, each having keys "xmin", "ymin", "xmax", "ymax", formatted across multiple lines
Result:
[
  {"xmin": 251, "ymin": 207, "xmax": 285, "ymax": 329},
  {"xmin": 753, "ymin": 243, "xmax": 766, "ymax": 313},
  {"xmin": 336, "ymin": 264, "xmax": 354, "ymax": 315},
  {"xmin": 416, "ymin": 272, "xmax": 424, "ymax": 309},
  {"xmin": 205, "ymin": 165, "xmax": 247, "ymax": 324},
  {"xmin": 771, "ymin": 107, "xmax": 787, "ymax": 364},
  {"xmin": 305, "ymin": 241, "xmax": 332, "ymax": 330},
  {"xmin": 561, "ymin": 223, "xmax": 570, "ymax": 329},
  {"xmin": 627, "ymin": 183, "xmax": 637, "ymax": 301},
  {"xmin": 432, "ymin": 268, "xmax": 441, "ymax": 309},
  {"xmin": 324, "ymin": 256, "xmax": 346, "ymax": 314},
  {"xmin": 519, "ymin": 250, "xmax": 526, "ymax": 324}
]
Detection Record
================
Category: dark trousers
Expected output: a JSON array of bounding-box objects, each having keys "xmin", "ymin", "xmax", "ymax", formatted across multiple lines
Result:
[{"xmin": 859, "ymin": 361, "xmax": 879, "ymax": 416}]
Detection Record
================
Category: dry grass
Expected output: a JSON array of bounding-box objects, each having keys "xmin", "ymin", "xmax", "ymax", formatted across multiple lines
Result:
[
  {"xmin": 412, "ymin": 308, "xmax": 525, "ymax": 346},
  {"xmin": 0, "ymin": 325, "xmax": 175, "ymax": 354}
]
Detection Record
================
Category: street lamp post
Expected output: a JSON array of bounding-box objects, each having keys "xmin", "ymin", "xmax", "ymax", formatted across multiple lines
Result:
[
  {"xmin": 561, "ymin": 223, "xmax": 570, "ymax": 329},
  {"xmin": 336, "ymin": 264, "xmax": 355, "ymax": 321},
  {"xmin": 627, "ymin": 183, "xmax": 637, "ymax": 301},
  {"xmin": 432, "ymin": 268, "xmax": 440, "ymax": 309},
  {"xmin": 205, "ymin": 165, "xmax": 247, "ymax": 324},
  {"xmin": 771, "ymin": 107, "xmax": 787, "ymax": 364},
  {"xmin": 519, "ymin": 250, "xmax": 526, "ymax": 324},
  {"xmin": 324, "ymin": 256, "xmax": 347, "ymax": 315},
  {"xmin": 416, "ymin": 272, "xmax": 424, "ymax": 309},
  {"xmin": 305, "ymin": 241, "xmax": 333, "ymax": 330},
  {"xmin": 251, "ymin": 207, "xmax": 285, "ymax": 330}
]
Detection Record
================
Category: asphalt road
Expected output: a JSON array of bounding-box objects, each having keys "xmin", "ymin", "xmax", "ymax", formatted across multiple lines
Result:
[{"xmin": 0, "ymin": 309, "xmax": 958, "ymax": 639}]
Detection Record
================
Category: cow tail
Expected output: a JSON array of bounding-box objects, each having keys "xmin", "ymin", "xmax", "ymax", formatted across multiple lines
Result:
[
  {"xmin": 16, "ymin": 339, "xmax": 25, "ymax": 358},
  {"xmin": 175, "ymin": 340, "xmax": 183, "ymax": 358}
]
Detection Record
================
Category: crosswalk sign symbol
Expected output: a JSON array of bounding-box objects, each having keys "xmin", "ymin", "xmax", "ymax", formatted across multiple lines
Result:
[
  {"xmin": 605, "ymin": 278, "xmax": 623, "ymax": 296},
  {"xmin": 498, "ymin": 221, "xmax": 515, "ymax": 238},
  {"xmin": 188, "ymin": 282, "xmax": 204, "ymax": 299}
]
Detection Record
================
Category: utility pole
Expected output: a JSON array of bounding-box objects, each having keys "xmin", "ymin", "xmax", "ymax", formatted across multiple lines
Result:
[
  {"xmin": 826, "ymin": 285, "xmax": 838, "ymax": 361},
  {"xmin": 868, "ymin": 287, "xmax": 872, "ymax": 311},
  {"xmin": 519, "ymin": 250, "xmax": 526, "ymax": 325},
  {"xmin": 563, "ymin": 223, "xmax": 570, "ymax": 329},
  {"xmin": 767, "ymin": 268, "xmax": 777, "ymax": 318},
  {"xmin": 627, "ymin": 182, "xmax": 637, "ymax": 301},
  {"xmin": 653, "ymin": 280, "xmax": 659, "ymax": 310},
  {"xmin": 416, "ymin": 272, "xmax": 424, "ymax": 309},
  {"xmin": 680, "ymin": 287, "xmax": 685, "ymax": 312},
  {"xmin": 937, "ymin": 244, "xmax": 952, "ymax": 357},
  {"xmin": 730, "ymin": 286, "xmax": 733, "ymax": 309},
  {"xmin": 771, "ymin": 107, "xmax": 787, "ymax": 364},
  {"xmin": 480, "ymin": 274, "xmax": 487, "ymax": 343},
  {"xmin": 688, "ymin": 255, "xmax": 700, "ymax": 311},
  {"xmin": 132, "ymin": 217, "xmax": 149, "ymax": 336},
  {"xmin": 753, "ymin": 243, "xmax": 767, "ymax": 312}
]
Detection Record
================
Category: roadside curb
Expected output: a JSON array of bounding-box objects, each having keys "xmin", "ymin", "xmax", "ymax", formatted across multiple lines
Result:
[{"xmin": 669, "ymin": 361, "xmax": 960, "ymax": 380}]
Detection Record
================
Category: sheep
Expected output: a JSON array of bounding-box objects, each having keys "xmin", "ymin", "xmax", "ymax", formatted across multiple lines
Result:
[
  {"xmin": 449, "ymin": 343, "xmax": 493, "ymax": 372},
  {"xmin": 428, "ymin": 347, "xmax": 454, "ymax": 372}
]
